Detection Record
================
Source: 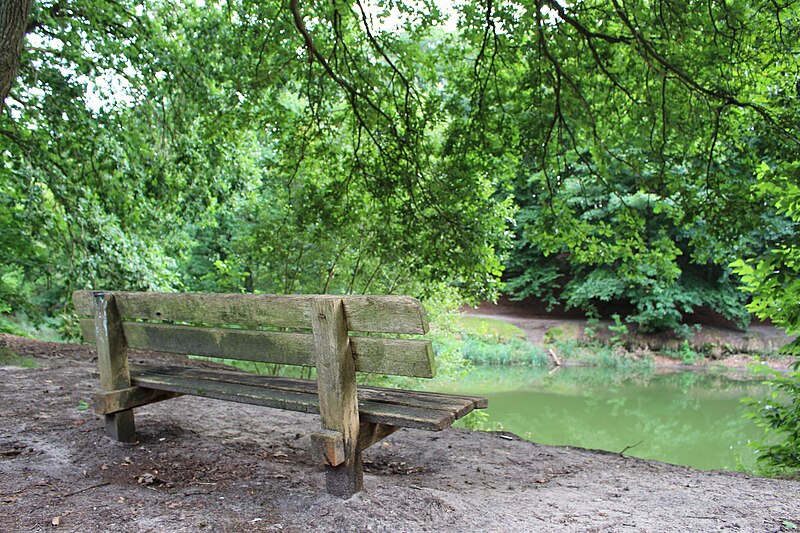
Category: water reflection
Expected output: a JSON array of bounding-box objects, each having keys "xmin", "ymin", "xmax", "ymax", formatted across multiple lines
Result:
[{"xmin": 428, "ymin": 366, "xmax": 768, "ymax": 471}]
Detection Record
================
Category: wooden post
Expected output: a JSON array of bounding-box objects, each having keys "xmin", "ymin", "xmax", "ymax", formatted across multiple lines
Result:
[
  {"xmin": 311, "ymin": 298, "xmax": 362, "ymax": 497},
  {"xmin": 93, "ymin": 291, "xmax": 136, "ymax": 442}
]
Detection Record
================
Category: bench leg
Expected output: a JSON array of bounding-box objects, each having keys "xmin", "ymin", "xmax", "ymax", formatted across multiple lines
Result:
[
  {"xmin": 312, "ymin": 299, "xmax": 363, "ymax": 498},
  {"xmin": 325, "ymin": 450, "xmax": 364, "ymax": 497},
  {"xmin": 105, "ymin": 410, "xmax": 136, "ymax": 443},
  {"xmin": 94, "ymin": 292, "xmax": 136, "ymax": 443}
]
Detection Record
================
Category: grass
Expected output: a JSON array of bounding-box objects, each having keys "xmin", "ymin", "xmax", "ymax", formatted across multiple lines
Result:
[
  {"xmin": 550, "ymin": 340, "xmax": 654, "ymax": 372},
  {"xmin": 0, "ymin": 345, "xmax": 39, "ymax": 368},
  {"xmin": 458, "ymin": 336, "xmax": 549, "ymax": 365},
  {"xmin": 1, "ymin": 314, "xmax": 66, "ymax": 343},
  {"xmin": 543, "ymin": 323, "xmax": 583, "ymax": 344},
  {"xmin": 0, "ymin": 316, "xmax": 28, "ymax": 337},
  {"xmin": 454, "ymin": 315, "xmax": 528, "ymax": 341},
  {"xmin": 447, "ymin": 315, "xmax": 549, "ymax": 366}
]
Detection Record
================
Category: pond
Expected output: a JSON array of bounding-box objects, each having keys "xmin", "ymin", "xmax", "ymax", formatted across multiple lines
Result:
[{"xmin": 426, "ymin": 365, "xmax": 769, "ymax": 471}]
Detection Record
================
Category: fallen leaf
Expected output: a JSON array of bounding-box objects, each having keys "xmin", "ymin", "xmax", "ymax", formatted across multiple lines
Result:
[
  {"xmin": 137, "ymin": 473, "xmax": 157, "ymax": 485},
  {"xmin": 52, "ymin": 516, "xmax": 60, "ymax": 526}
]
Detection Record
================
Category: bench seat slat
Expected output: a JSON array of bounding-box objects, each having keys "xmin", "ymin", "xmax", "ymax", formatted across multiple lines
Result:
[
  {"xmin": 79, "ymin": 319, "xmax": 436, "ymax": 378},
  {"xmin": 130, "ymin": 370, "xmax": 462, "ymax": 431},
  {"xmin": 132, "ymin": 365, "xmax": 481, "ymax": 418},
  {"xmin": 73, "ymin": 291, "xmax": 429, "ymax": 334}
]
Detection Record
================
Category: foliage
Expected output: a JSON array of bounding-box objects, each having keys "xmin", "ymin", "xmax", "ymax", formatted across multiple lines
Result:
[
  {"xmin": 456, "ymin": 409, "xmax": 492, "ymax": 431},
  {"xmin": 2, "ymin": 0, "xmax": 800, "ymax": 344},
  {"xmin": 0, "ymin": 0, "xmax": 515, "ymax": 335},
  {"xmin": 733, "ymin": 166, "xmax": 800, "ymax": 356},
  {"xmin": 450, "ymin": 0, "xmax": 800, "ymax": 332},
  {"xmin": 551, "ymin": 340, "xmax": 654, "ymax": 371},
  {"xmin": 0, "ymin": 316, "xmax": 27, "ymax": 336},
  {"xmin": 734, "ymin": 163, "xmax": 800, "ymax": 473},
  {"xmin": 744, "ymin": 364, "xmax": 800, "ymax": 474},
  {"xmin": 607, "ymin": 314, "xmax": 629, "ymax": 346},
  {"xmin": 662, "ymin": 341, "xmax": 701, "ymax": 366},
  {"xmin": 583, "ymin": 317, "xmax": 600, "ymax": 340}
]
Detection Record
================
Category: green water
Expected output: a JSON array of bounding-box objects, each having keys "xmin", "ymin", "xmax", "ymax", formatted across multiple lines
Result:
[{"xmin": 429, "ymin": 366, "xmax": 769, "ymax": 471}]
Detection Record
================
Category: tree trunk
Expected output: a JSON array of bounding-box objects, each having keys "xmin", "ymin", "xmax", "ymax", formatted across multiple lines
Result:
[{"xmin": 0, "ymin": 0, "xmax": 32, "ymax": 110}]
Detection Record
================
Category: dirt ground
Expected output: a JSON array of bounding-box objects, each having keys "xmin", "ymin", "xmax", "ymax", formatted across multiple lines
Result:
[{"xmin": 2, "ymin": 334, "xmax": 800, "ymax": 533}]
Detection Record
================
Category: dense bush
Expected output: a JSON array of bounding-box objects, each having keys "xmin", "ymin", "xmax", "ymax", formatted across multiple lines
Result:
[{"xmin": 735, "ymin": 165, "xmax": 800, "ymax": 474}]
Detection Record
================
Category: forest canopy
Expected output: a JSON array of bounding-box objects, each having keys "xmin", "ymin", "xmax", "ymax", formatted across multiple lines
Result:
[{"xmin": 0, "ymin": 0, "xmax": 798, "ymax": 337}]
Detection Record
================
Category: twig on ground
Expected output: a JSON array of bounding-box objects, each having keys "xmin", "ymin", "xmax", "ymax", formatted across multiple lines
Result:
[
  {"xmin": 619, "ymin": 440, "xmax": 644, "ymax": 456},
  {"xmin": 62, "ymin": 482, "xmax": 110, "ymax": 498}
]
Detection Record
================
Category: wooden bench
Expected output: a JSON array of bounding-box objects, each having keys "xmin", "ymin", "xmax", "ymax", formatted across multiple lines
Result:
[{"xmin": 73, "ymin": 290, "xmax": 487, "ymax": 497}]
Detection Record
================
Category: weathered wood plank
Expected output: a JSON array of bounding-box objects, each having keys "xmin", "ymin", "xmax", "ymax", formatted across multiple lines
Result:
[
  {"xmin": 357, "ymin": 422, "xmax": 398, "ymax": 452},
  {"xmin": 93, "ymin": 386, "xmax": 181, "ymax": 415},
  {"xmin": 73, "ymin": 291, "xmax": 429, "ymax": 334},
  {"xmin": 130, "ymin": 365, "xmax": 479, "ymax": 418},
  {"xmin": 93, "ymin": 293, "xmax": 136, "ymax": 442},
  {"xmin": 81, "ymin": 319, "xmax": 314, "ymax": 364},
  {"xmin": 131, "ymin": 372, "xmax": 322, "ymax": 414},
  {"xmin": 312, "ymin": 298, "xmax": 363, "ymax": 497},
  {"xmin": 351, "ymin": 336, "xmax": 435, "ymax": 378},
  {"xmin": 79, "ymin": 319, "xmax": 435, "ymax": 378},
  {"xmin": 129, "ymin": 371, "xmax": 457, "ymax": 430},
  {"xmin": 311, "ymin": 430, "xmax": 345, "ymax": 467}
]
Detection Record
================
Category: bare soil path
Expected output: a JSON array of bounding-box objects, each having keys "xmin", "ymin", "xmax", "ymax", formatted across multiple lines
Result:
[{"xmin": 2, "ymin": 334, "xmax": 799, "ymax": 532}]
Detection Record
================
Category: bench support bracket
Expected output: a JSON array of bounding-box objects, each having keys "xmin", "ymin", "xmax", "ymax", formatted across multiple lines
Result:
[
  {"xmin": 94, "ymin": 386, "xmax": 181, "ymax": 415},
  {"xmin": 357, "ymin": 422, "xmax": 398, "ymax": 452},
  {"xmin": 311, "ymin": 429, "xmax": 346, "ymax": 466}
]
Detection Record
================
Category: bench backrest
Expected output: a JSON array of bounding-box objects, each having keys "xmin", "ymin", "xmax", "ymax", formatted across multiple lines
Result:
[{"xmin": 73, "ymin": 291, "xmax": 435, "ymax": 378}]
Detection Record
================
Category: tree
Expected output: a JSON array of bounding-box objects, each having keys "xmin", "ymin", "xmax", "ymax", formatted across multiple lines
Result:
[
  {"xmin": 0, "ymin": 0, "xmax": 513, "ymax": 332},
  {"xmin": 0, "ymin": 0, "xmax": 31, "ymax": 108},
  {"xmin": 443, "ymin": 0, "xmax": 800, "ymax": 331},
  {"xmin": 734, "ymin": 164, "xmax": 800, "ymax": 473},
  {"xmin": 3, "ymin": 0, "xmax": 799, "ymax": 339}
]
